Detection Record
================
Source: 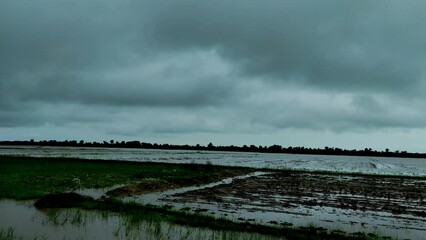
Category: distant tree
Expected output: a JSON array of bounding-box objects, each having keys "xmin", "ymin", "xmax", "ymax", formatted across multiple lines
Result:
[
  {"xmin": 126, "ymin": 141, "xmax": 141, "ymax": 148},
  {"xmin": 268, "ymin": 145, "xmax": 282, "ymax": 152},
  {"xmin": 1, "ymin": 138, "xmax": 425, "ymax": 159}
]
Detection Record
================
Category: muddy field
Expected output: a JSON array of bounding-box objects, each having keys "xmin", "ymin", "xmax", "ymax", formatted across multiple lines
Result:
[
  {"xmin": 174, "ymin": 172, "xmax": 426, "ymax": 216},
  {"xmin": 142, "ymin": 172, "xmax": 426, "ymax": 240}
]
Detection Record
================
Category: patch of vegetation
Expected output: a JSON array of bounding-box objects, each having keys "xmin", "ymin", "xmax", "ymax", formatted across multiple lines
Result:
[
  {"xmin": 0, "ymin": 227, "xmax": 47, "ymax": 240},
  {"xmin": 0, "ymin": 228, "xmax": 16, "ymax": 240},
  {"xmin": 34, "ymin": 192, "xmax": 91, "ymax": 209},
  {"xmin": 34, "ymin": 193, "xmax": 390, "ymax": 240},
  {"xmin": 0, "ymin": 156, "xmax": 252, "ymax": 200},
  {"xmin": 0, "ymin": 156, "xmax": 397, "ymax": 240}
]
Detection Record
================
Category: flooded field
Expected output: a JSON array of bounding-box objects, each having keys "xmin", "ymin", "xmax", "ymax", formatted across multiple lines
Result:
[
  {"xmin": 1, "ymin": 146, "xmax": 425, "ymax": 176},
  {"xmin": 0, "ymin": 200, "xmax": 278, "ymax": 240},
  {"xmin": 122, "ymin": 172, "xmax": 426, "ymax": 240},
  {"xmin": 1, "ymin": 146, "xmax": 425, "ymax": 239}
]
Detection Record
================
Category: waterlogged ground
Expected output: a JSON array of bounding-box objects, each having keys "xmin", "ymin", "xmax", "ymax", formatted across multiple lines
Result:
[
  {"xmin": 1, "ymin": 146, "xmax": 426, "ymax": 176},
  {"xmin": 1, "ymin": 147, "xmax": 426, "ymax": 239},
  {"xmin": 121, "ymin": 172, "xmax": 426, "ymax": 240},
  {"xmin": 0, "ymin": 200, "xmax": 280, "ymax": 240}
]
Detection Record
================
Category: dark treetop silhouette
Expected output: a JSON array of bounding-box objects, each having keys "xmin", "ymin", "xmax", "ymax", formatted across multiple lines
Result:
[{"xmin": 0, "ymin": 140, "xmax": 424, "ymax": 159}]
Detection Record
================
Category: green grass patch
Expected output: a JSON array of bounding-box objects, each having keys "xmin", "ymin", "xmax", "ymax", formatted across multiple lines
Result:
[
  {"xmin": 0, "ymin": 156, "xmax": 252, "ymax": 200},
  {"xmin": 0, "ymin": 227, "xmax": 16, "ymax": 240}
]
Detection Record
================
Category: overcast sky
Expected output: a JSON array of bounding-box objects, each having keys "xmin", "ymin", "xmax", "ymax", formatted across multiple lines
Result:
[{"xmin": 1, "ymin": 1, "xmax": 426, "ymax": 152}]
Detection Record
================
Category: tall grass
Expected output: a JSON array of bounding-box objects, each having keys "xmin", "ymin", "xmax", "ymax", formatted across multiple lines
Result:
[
  {"xmin": 39, "ymin": 207, "xmax": 281, "ymax": 240},
  {"xmin": 0, "ymin": 228, "xmax": 16, "ymax": 240},
  {"xmin": 0, "ymin": 227, "xmax": 47, "ymax": 240}
]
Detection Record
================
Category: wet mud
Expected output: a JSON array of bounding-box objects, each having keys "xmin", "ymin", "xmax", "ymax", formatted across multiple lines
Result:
[
  {"xmin": 173, "ymin": 172, "xmax": 426, "ymax": 218},
  {"xmin": 161, "ymin": 172, "xmax": 426, "ymax": 239},
  {"xmin": 106, "ymin": 181, "xmax": 179, "ymax": 197},
  {"xmin": 106, "ymin": 169, "xmax": 254, "ymax": 197}
]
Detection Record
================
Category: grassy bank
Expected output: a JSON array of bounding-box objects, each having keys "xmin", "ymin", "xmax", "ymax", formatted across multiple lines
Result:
[{"xmin": 0, "ymin": 156, "xmax": 252, "ymax": 200}]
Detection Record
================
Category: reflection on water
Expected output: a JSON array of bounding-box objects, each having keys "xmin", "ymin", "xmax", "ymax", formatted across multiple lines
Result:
[{"xmin": 0, "ymin": 200, "xmax": 279, "ymax": 240}]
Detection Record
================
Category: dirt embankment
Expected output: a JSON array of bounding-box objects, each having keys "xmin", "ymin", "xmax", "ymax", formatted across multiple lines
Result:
[{"xmin": 106, "ymin": 168, "xmax": 254, "ymax": 197}]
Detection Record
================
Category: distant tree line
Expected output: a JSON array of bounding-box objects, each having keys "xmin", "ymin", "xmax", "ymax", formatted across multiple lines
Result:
[{"xmin": 0, "ymin": 139, "xmax": 425, "ymax": 159}]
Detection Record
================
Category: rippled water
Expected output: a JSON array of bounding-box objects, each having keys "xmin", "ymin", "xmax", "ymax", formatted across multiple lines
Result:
[{"xmin": 1, "ymin": 146, "xmax": 425, "ymax": 176}]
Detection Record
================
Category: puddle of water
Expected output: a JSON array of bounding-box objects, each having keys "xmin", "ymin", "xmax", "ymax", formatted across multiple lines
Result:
[{"xmin": 0, "ymin": 200, "xmax": 280, "ymax": 240}]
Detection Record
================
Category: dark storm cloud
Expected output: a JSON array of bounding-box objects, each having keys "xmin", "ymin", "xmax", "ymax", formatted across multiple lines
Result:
[
  {"xmin": 5, "ymin": 50, "xmax": 234, "ymax": 107},
  {"xmin": 143, "ymin": 1, "xmax": 426, "ymax": 92},
  {"xmin": 1, "ymin": 0, "xmax": 426, "ymax": 136},
  {"xmin": 0, "ymin": 1, "xmax": 234, "ymax": 109}
]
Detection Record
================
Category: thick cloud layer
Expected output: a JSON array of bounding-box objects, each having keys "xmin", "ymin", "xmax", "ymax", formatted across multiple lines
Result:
[{"xmin": 1, "ymin": 1, "xmax": 426, "ymax": 151}]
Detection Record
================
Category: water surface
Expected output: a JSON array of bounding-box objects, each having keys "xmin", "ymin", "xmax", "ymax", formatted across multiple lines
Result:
[{"xmin": 1, "ymin": 146, "xmax": 425, "ymax": 176}]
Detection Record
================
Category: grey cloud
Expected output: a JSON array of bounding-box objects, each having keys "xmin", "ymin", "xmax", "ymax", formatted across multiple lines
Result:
[
  {"xmin": 0, "ymin": 1, "xmax": 236, "ymax": 109},
  {"xmin": 143, "ymin": 1, "xmax": 426, "ymax": 93},
  {"xmin": 0, "ymin": 102, "xmax": 107, "ymax": 128},
  {"xmin": 234, "ymin": 81, "xmax": 426, "ymax": 132},
  {"xmin": 2, "ymin": 47, "xmax": 235, "ymax": 108},
  {"xmin": 2, "ymin": 1, "xmax": 425, "ymax": 100},
  {"xmin": 1, "ymin": 0, "xmax": 426, "ymax": 146},
  {"xmin": 0, "ymin": 110, "xmax": 43, "ymax": 127}
]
